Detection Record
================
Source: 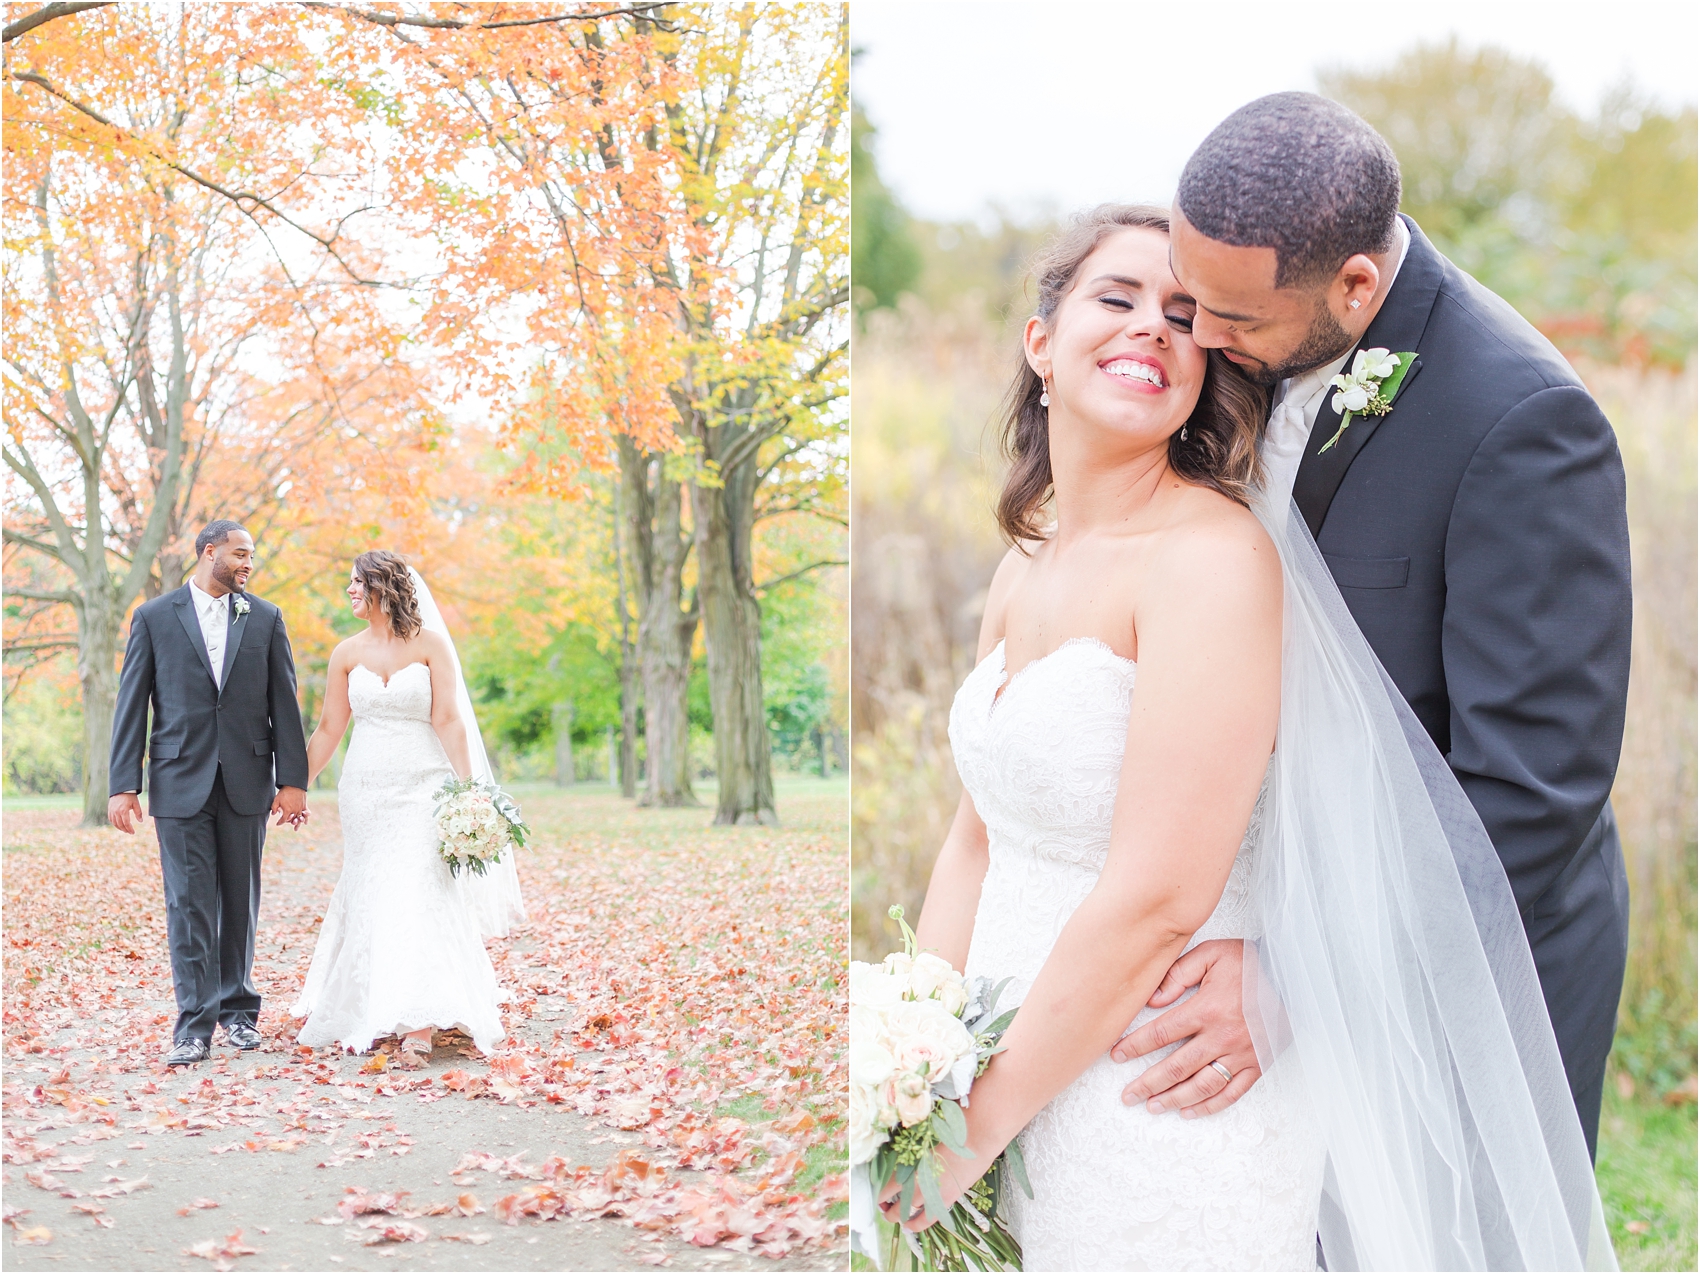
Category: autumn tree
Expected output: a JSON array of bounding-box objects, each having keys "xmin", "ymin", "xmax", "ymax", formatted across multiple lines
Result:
[
  {"xmin": 661, "ymin": 3, "xmax": 847, "ymax": 824},
  {"xmin": 2, "ymin": 4, "xmax": 408, "ymax": 823},
  {"xmin": 299, "ymin": 2, "xmax": 706, "ymax": 806}
]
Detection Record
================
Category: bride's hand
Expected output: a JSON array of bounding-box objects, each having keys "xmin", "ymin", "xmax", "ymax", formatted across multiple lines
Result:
[{"xmin": 875, "ymin": 1130, "xmax": 999, "ymax": 1232}]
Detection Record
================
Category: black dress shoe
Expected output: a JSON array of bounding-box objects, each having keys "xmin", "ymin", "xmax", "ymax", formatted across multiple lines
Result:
[
  {"xmin": 165, "ymin": 1038, "xmax": 210, "ymax": 1066},
  {"xmin": 224, "ymin": 1023, "xmax": 263, "ymax": 1050}
]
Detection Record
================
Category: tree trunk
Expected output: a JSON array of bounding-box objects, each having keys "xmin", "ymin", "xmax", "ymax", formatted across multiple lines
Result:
[
  {"xmin": 76, "ymin": 586, "xmax": 121, "ymax": 827},
  {"xmin": 619, "ymin": 436, "xmax": 698, "ymax": 808},
  {"xmin": 618, "ymin": 671, "xmax": 639, "ymax": 797},
  {"xmin": 691, "ymin": 469, "xmax": 776, "ymax": 825},
  {"xmin": 553, "ymin": 700, "xmax": 575, "ymax": 786},
  {"xmin": 613, "ymin": 471, "xmax": 641, "ymax": 800}
]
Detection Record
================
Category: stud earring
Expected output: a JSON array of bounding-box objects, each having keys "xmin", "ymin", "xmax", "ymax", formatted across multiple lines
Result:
[{"xmin": 1349, "ymin": 299, "xmax": 1362, "ymax": 310}]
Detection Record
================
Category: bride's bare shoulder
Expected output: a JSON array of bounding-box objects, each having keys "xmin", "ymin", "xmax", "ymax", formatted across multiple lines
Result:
[
  {"xmin": 977, "ymin": 540, "xmax": 1043, "ymax": 657},
  {"xmin": 1151, "ymin": 485, "xmax": 1280, "ymax": 598},
  {"xmin": 412, "ymin": 627, "xmax": 453, "ymax": 663}
]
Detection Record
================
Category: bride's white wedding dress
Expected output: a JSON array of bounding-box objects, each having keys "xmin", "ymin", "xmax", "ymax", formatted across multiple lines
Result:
[
  {"xmin": 956, "ymin": 637, "xmax": 1323, "ymax": 1272},
  {"xmin": 924, "ymin": 494, "xmax": 1612, "ymax": 1273},
  {"xmin": 291, "ymin": 662, "xmax": 505, "ymax": 1054}
]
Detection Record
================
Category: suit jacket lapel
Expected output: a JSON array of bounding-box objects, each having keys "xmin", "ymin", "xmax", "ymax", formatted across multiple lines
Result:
[
  {"xmin": 1292, "ymin": 215, "xmax": 1445, "ymax": 538},
  {"xmin": 218, "ymin": 599, "xmax": 244, "ymax": 694},
  {"xmin": 173, "ymin": 587, "xmax": 219, "ymax": 688}
]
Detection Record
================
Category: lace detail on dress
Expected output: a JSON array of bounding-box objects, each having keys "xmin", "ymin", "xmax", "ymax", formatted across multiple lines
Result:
[
  {"xmin": 953, "ymin": 640, "xmax": 1321, "ymax": 1272},
  {"xmin": 291, "ymin": 662, "xmax": 505, "ymax": 1053}
]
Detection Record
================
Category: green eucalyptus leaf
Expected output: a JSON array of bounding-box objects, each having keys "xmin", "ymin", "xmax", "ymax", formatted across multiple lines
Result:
[
  {"xmin": 933, "ymin": 1100, "xmax": 968, "ymax": 1155},
  {"xmin": 1002, "ymin": 1139, "xmax": 1034, "ymax": 1199},
  {"xmin": 916, "ymin": 1156, "xmax": 949, "ymax": 1232}
]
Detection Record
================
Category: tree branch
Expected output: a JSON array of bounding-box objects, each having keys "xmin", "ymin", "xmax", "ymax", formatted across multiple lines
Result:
[
  {"xmin": 9, "ymin": 70, "xmax": 389, "ymax": 287},
  {"xmin": 3, "ymin": 441, "xmax": 81, "ymax": 567},
  {"xmin": 1, "ymin": 583, "xmax": 78, "ymax": 604},
  {"xmin": 299, "ymin": 2, "xmax": 675, "ymax": 32},
  {"xmin": 2, "ymin": 1, "xmax": 112, "ymax": 43},
  {"xmin": 756, "ymin": 559, "xmax": 845, "ymax": 592}
]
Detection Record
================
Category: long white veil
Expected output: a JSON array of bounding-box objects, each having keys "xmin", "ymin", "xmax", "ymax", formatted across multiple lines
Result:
[
  {"xmin": 408, "ymin": 568, "xmax": 528, "ymax": 939},
  {"xmin": 1246, "ymin": 493, "xmax": 1614, "ymax": 1270}
]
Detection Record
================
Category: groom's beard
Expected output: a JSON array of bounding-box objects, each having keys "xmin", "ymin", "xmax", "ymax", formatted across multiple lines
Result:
[
  {"xmin": 1237, "ymin": 296, "xmax": 1356, "ymax": 387},
  {"xmin": 212, "ymin": 558, "xmax": 248, "ymax": 594}
]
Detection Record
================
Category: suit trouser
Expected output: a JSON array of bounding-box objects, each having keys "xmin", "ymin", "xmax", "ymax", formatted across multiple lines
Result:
[{"xmin": 154, "ymin": 768, "xmax": 266, "ymax": 1043}]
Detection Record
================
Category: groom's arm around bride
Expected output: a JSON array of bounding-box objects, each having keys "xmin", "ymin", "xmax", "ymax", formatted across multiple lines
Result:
[{"xmin": 1113, "ymin": 94, "xmax": 1632, "ymax": 1158}]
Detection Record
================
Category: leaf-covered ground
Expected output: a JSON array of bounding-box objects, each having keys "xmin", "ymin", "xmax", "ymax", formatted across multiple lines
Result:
[{"xmin": 2, "ymin": 778, "xmax": 848, "ymax": 1271}]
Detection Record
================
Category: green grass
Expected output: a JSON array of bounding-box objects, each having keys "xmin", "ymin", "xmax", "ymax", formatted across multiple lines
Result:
[
  {"xmin": 1, "ymin": 792, "xmax": 84, "ymax": 811},
  {"xmin": 1597, "ymin": 1086, "xmax": 1698, "ymax": 1271}
]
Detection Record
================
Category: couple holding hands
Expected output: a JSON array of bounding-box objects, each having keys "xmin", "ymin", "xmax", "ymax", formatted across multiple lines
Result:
[{"xmin": 109, "ymin": 523, "xmax": 522, "ymax": 1068}]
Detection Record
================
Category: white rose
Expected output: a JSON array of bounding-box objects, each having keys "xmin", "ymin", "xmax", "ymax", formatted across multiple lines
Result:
[
  {"xmin": 850, "ymin": 960, "xmax": 907, "ymax": 1009},
  {"xmin": 880, "ymin": 999, "xmax": 973, "ymax": 1083},
  {"xmin": 849, "ymin": 1006, "xmax": 897, "ymax": 1089},
  {"xmin": 881, "ymin": 951, "xmax": 913, "ymax": 983},
  {"xmin": 907, "ymin": 953, "xmax": 966, "ymax": 1011},
  {"xmin": 849, "ymin": 1084, "xmax": 887, "ymax": 1165}
]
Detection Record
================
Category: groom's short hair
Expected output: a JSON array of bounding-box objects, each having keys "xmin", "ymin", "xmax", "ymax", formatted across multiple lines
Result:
[
  {"xmin": 1178, "ymin": 92, "xmax": 1401, "ymax": 288},
  {"xmin": 195, "ymin": 519, "xmax": 248, "ymax": 559}
]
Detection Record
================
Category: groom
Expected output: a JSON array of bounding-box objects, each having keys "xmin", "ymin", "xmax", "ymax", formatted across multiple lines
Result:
[
  {"xmin": 1114, "ymin": 93, "xmax": 1632, "ymax": 1159},
  {"xmin": 109, "ymin": 520, "xmax": 311, "ymax": 1065}
]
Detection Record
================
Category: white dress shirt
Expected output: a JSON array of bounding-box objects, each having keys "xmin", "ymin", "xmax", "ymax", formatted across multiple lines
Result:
[
  {"xmin": 189, "ymin": 578, "xmax": 230, "ymax": 690},
  {"xmin": 1261, "ymin": 217, "xmax": 1412, "ymax": 505}
]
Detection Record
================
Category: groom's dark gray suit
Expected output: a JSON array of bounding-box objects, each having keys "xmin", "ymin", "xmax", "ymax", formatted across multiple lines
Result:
[
  {"xmin": 1293, "ymin": 215, "xmax": 1632, "ymax": 1155},
  {"xmin": 110, "ymin": 586, "xmax": 309, "ymax": 1044}
]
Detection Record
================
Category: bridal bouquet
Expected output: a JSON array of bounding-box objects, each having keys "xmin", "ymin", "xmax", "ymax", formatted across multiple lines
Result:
[
  {"xmin": 850, "ymin": 907, "xmax": 1029, "ymax": 1271},
  {"xmin": 431, "ymin": 776, "xmax": 529, "ymax": 878}
]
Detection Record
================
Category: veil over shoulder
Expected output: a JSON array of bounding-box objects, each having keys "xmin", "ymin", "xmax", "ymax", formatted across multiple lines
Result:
[
  {"xmin": 408, "ymin": 568, "xmax": 528, "ymax": 938},
  {"xmin": 1246, "ymin": 493, "xmax": 1614, "ymax": 1270}
]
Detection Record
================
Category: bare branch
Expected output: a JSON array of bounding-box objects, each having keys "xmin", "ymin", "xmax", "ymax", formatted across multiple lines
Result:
[
  {"xmin": 1, "ymin": 583, "xmax": 78, "ymax": 604},
  {"xmin": 755, "ymin": 559, "xmax": 845, "ymax": 592},
  {"xmin": 2, "ymin": 2, "xmax": 112, "ymax": 43},
  {"xmin": 299, "ymin": 2, "xmax": 675, "ymax": 32},
  {"xmin": 8, "ymin": 70, "xmax": 389, "ymax": 287}
]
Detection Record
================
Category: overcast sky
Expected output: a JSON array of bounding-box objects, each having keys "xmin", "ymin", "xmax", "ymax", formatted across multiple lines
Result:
[{"xmin": 853, "ymin": 0, "xmax": 1700, "ymax": 225}]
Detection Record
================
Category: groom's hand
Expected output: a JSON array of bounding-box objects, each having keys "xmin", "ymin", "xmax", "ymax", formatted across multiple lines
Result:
[
  {"xmin": 272, "ymin": 786, "xmax": 308, "ymax": 827},
  {"xmin": 108, "ymin": 792, "xmax": 144, "ymax": 834},
  {"xmin": 1112, "ymin": 938, "xmax": 1261, "ymax": 1117}
]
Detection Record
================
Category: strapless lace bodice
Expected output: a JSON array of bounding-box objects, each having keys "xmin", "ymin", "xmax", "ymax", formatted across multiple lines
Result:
[
  {"xmin": 952, "ymin": 638, "xmax": 1259, "ymax": 971},
  {"xmin": 348, "ymin": 661, "xmax": 434, "ymax": 724},
  {"xmin": 950, "ymin": 638, "xmax": 1319, "ymax": 1272}
]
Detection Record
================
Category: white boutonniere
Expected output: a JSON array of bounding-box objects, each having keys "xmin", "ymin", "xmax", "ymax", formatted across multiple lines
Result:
[
  {"xmin": 1319, "ymin": 347, "xmax": 1417, "ymax": 454},
  {"xmin": 232, "ymin": 595, "xmax": 251, "ymax": 618}
]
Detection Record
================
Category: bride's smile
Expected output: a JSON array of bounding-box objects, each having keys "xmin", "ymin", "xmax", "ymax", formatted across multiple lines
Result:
[{"xmin": 1026, "ymin": 225, "xmax": 1205, "ymax": 462}]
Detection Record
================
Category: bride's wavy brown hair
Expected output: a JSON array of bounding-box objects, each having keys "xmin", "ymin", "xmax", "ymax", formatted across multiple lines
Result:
[
  {"xmin": 353, "ymin": 550, "xmax": 423, "ymax": 640},
  {"xmin": 998, "ymin": 204, "xmax": 1271, "ymax": 545}
]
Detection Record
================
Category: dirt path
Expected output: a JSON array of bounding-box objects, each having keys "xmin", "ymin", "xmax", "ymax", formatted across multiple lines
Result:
[{"xmin": 3, "ymin": 783, "xmax": 849, "ymax": 1271}]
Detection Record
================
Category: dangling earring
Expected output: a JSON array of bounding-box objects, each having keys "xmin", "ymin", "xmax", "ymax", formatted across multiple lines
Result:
[
  {"xmin": 1039, "ymin": 374, "xmax": 1050, "ymax": 408},
  {"xmin": 1180, "ymin": 426, "xmax": 1189, "ymax": 441}
]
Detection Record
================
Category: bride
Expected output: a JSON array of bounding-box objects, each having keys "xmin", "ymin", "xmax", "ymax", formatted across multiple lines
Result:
[
  {"xmin": 885, "ymin": 207, "xmax": 1611, "ymax": 1270},
  {"xmin": 291, "ymin": 550, "xmax": 524, "ymax": 1058}
]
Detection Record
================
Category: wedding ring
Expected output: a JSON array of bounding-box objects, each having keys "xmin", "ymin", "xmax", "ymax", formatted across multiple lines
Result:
[{"xmin": 1209, "ymin": 1060, "xmax": 1233, "ymax": 1083}]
